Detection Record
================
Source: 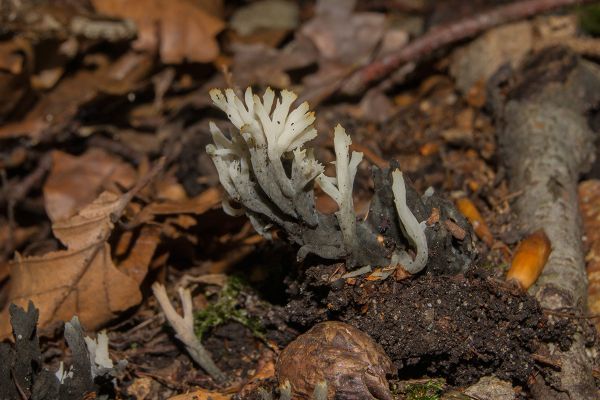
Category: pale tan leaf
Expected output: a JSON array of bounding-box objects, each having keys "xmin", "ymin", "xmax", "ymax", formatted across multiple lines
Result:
[
  {"xmin": 52, "ymin": 191, "xmax": 127, "ymax": 249},
  {"xmin": 92, "ymin": 0, "xmax": 225, "ymax": 64}
]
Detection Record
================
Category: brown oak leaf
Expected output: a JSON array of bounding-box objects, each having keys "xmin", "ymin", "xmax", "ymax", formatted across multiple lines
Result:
[{"xmin": 0, "ymin": 190, "xmax": 143, "ymax": 338}]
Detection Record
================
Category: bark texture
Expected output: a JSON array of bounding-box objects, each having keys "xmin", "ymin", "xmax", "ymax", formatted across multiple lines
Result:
[{"xmin": 490, "ymin": 47, "xmax": 600, "ymax": 400}]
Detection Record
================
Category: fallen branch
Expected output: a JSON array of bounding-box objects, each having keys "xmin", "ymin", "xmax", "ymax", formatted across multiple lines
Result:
[
  {"xmin": 342, "ymin": 0, "xmax": 597, "ymax": 95},
  {"xmin": 491, "ymin": 47, "xmax": 600, "ymax": 399}
]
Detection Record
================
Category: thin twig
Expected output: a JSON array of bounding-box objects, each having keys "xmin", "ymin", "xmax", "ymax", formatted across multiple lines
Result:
[{"xmin": 342, "ymin": 0, "xmax": 596, "ymax": 95}]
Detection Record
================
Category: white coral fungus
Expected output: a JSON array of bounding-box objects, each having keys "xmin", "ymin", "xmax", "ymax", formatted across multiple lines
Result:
[
  {"xmin": 316, "ymin": 125, "xmax": 363, "ymax": 254},
  {"xmin": 207, "ymin": 87, "xmax": 428, "ymax": 274},
  {"xmin": 390, "ymin": 170, "xmax": 428, "ymax": 273}
]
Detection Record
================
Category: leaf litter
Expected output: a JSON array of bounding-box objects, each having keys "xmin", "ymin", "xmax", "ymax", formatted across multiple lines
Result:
[{"xmin": 1, "ymin": 0, "xmax": 600, "ymax": 399}]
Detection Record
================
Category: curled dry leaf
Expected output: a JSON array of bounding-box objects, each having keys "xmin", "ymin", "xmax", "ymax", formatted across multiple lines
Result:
[
  {"xmin": 92, "ymin": 0, "xmax": 225, "ymax": 64},
  {"xmin": 506, "ymin": 229, "xmax": 552, "ymax": 290},
  {"xmin": 0, "ymin": 175, "xmax": 158, "ymax": 338},
  {"xmin": 277, "ymin": 321, "xmax": 394, "ymax": 400}
]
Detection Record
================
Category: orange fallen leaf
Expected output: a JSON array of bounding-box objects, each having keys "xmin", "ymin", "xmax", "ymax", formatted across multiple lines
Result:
[
  {"xmin": 455, "ymin": 197, "xmax": 494, "ymax": 247},
  {"xmin": 92, "ymin": 0, "xmax": 225, "ymax": 64},
  {"xmin": 43, "ymin": 149, "xmax": 137, "ymax": 222},
  {"xmin": 132, "ymin": 187, "xmax": 222, "ymax": 226},
  {"xmin": 506, "ymin": 229, "xmax": 552, "ymax": 290},
  {"xmin": 0, "ymin": 160, "xmax": 164, "ymax": 338}
]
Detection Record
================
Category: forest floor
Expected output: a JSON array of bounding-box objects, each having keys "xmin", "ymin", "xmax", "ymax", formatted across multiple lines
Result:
[{"xmin": 2, "ymin": 0, "xmax": 600, "ymax": 399}]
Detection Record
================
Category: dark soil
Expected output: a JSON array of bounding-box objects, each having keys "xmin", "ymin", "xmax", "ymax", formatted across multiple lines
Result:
[
  {"xmin": 285, "ymin": 265, "xmax": 573, "ymax": 386},
  {"xmin": 204, "ymin": 322, "xmax": 265, "ymax": 380}
]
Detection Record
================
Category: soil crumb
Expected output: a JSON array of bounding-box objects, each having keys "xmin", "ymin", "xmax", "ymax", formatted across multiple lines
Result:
[{"xmin": 286, "ymin": 266, "xmax": 573, "ymax": 386}]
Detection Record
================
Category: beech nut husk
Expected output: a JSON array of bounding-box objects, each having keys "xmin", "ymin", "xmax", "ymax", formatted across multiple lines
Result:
[{"xmin": 276, "ymin": 321, "xmax": 395, "ymax": 400}]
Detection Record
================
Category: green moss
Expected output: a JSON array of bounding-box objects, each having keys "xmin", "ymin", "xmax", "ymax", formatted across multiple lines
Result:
[
  {"xmin": 405, "ymin": 379, "xmax": 444, "ymax": 400},
  {"xmin": 579, "ymin": 4, "xmax": 600, "ymax": 36},
  {"xmin": 194, "ymin": 276, "xmax": 265, "ymax": 341}
]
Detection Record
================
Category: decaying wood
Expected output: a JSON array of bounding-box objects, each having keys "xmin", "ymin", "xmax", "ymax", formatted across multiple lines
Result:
[{"xmin": 491, "ymin": 47, "xmax": 600, "ymax": 400}]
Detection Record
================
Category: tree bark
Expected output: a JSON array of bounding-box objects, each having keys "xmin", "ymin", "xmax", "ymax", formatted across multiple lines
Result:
[{"xmin": 491, "ymin": 47, "xmax": 600, "ymax": 400}]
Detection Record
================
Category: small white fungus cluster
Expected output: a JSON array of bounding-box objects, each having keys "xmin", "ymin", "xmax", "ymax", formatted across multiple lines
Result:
[
  {"xmin": 207, "ymin": 87, "xmax": 428, "ymax": 274},
  {"xmin": 207, "ymin": 88, "xmax": 323, "ymax": 235}
]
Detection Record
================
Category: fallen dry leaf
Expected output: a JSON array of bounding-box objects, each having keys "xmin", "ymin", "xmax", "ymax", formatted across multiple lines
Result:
[
  {"xmin": 0, "ymin": 160, "xmax": 164, "ymax": 338},
  {"xmin": 0, "ymin": 69, "xmax": 98, "ymax": 140},
  {"xmin": 0, "ymin": 225, "xmax": 42, "ymax": 282},
  {"xmin": 230, "ymin": 0, "xmax": 299, "ymax": 36},
  {"xmin": 230, "ymin": 40, "xmax": 317, "ymax": 89},
  {"xmin": 579, "ymin": 179, "xmax": 600, "ymax": 330},
  {"xmin": 301, "ymin": 0, "xmax": 384, "ymax": 64},
  {"xmin": 92, "ymin": 0, "xmax": 224, "ymax": 64},
  {"xmin": 43, "ymin": 149, "xmax": 137, "ymax": 222},
  {"xmin": 168, "ymin": 388, "xmax": 231, "ymax": 400},
  {"xmin": 237, "ymin": 349, "xmax": 276, "ymax": 397},
  {"xmin": 0, "ymin": 38, "xmax": 32, "ymax": 119},
  {"xmin": 455, "ymin": 197, "xmax": 494, "ymax": 247},
  {"xmin": 117, "ymin": 225, "xmax": 161, "ymax": 285},
  {"xmin": 132, "ymin": 186, "xmax": 221, "ymax": 226}
]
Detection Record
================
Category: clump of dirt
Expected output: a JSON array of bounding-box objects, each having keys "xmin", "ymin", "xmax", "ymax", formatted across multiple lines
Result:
[{"xmin": 286, "ymin": 265, "xmax": 573, "ymax": 386}]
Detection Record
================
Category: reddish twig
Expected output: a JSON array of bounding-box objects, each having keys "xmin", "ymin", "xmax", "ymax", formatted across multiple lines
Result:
[{"xmin": 342, "ymin": 0, "xmax": 596, "ymax": 95}]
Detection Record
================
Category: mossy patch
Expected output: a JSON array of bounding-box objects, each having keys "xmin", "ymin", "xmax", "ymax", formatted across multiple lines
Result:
[
  {"xmin": 405, "ymin": 379, "xmax": 444, "ymax": 400},
  {"xmin": 194, "ymin": 276, "xmax": 264, "ymax": 341},
  {"xmin": 579, "ymin": 4, "xmax": 600, "ymax": 36}
]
